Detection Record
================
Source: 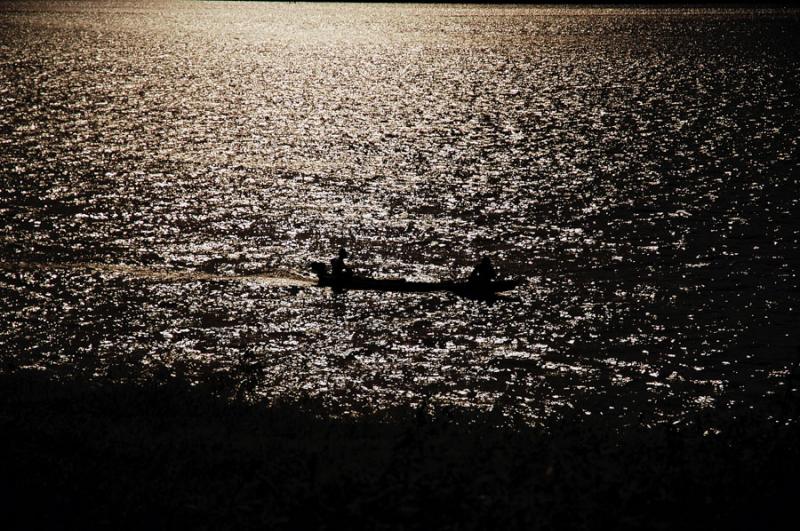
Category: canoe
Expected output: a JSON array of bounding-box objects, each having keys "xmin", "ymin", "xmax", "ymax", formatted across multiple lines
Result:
[{"xmin": 315, "ymin": 273, "xmax": 520, "ymax": 295}]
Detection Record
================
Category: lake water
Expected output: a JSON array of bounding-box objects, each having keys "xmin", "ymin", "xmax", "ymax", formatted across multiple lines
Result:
[{"xmin": 2, "ymin": 1, "xmax": 799, "ymax": 423}]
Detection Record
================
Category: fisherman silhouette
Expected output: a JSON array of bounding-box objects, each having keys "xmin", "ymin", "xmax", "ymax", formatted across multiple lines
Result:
[
  {"xmin": 469, "ymin": 256, "xmax": 496, "ymax": 285},
  {"xmin": 330, "ymin": 247, "xmax": 352, "ymax": 280}
]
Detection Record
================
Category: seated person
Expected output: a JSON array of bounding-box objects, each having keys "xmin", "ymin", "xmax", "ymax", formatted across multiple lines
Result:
[{"xmin": 469, "ymin": 256, "xmax": 496, "ymax": 284}]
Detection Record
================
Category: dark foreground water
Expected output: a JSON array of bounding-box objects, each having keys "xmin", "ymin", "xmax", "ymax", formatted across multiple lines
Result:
[{"xmin": 1, "ymin": 1, "xmax": 799, "ymax": 423}]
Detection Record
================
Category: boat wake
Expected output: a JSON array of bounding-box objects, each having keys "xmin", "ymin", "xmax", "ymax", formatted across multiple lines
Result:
[{"xmin": 0, "ymin": 261, "xmax": 317, "ymax": 288}]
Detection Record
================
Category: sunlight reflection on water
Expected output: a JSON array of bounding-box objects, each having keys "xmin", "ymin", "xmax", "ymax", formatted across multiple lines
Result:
[{"xmin": 1, "ymin": 1, "xmax": 799, "ymax": 422}]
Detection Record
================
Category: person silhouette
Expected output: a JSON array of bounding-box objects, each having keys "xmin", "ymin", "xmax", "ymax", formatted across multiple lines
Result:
[
  {"xmin": 469, "ymin": 256, "xmax": 496, "ymax": 285},
  {"xmin": 330, "ymin": 247, "xmax": 352, "ymax": 280}
]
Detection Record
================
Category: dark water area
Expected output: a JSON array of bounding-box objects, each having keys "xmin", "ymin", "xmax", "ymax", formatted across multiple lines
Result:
[
  {"xmin": 3, "ymin": 371, "xmax": 798, "ymax": 530},
  {"xmin": 2, "ymin": 1, "xmax": 799, "ymax": 424}
]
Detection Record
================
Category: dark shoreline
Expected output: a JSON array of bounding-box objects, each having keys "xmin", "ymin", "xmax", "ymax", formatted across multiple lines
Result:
[
  {"xmin": 213, "ymin": 2, "xmax": 800, "ymax": 9},
  {"xmin": 2, "ymin": 369, "xmax": 798, "ymax": 530}
]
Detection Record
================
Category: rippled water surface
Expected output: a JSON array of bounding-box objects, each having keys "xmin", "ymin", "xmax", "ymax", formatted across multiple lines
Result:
[{"xmin": 2, "ymin": 1, "xmax": 799, "ymax": 423}]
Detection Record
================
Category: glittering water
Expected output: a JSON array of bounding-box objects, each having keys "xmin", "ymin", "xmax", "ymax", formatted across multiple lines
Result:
[{"xmin": 2, "ymin": 1, "xmax": 799, "ymax": 422}]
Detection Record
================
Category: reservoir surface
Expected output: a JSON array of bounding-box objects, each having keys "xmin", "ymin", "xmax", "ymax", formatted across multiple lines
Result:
[{"xmin": 1, "ymin": 1, "xmax": 799, "ymax": 423}]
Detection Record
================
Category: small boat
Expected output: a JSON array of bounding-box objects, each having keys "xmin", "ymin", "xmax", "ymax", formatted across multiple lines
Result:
[{"xmin": 310, "ymin": 262, "xmax": 519, "ymax": 296}]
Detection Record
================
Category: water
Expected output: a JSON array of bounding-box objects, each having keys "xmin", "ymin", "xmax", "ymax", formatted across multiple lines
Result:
[{"xmin": 2, "ymin": 1, "xmax": 799, "ymax": 423}]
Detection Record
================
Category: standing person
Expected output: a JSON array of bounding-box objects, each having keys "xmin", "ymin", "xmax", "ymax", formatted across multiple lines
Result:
[
  {"xmin": 469, "ymin": 256, "xmax": 496, "ymax": 284},
  {"xmin": 331, "ymin": 247, "xmax": 352, "ymax": 279}
]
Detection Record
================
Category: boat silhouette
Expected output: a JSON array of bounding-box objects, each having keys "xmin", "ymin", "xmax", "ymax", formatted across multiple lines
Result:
[{"xmin": 310, "ymin": 262, "xmax": 519, "ymax": 296}]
